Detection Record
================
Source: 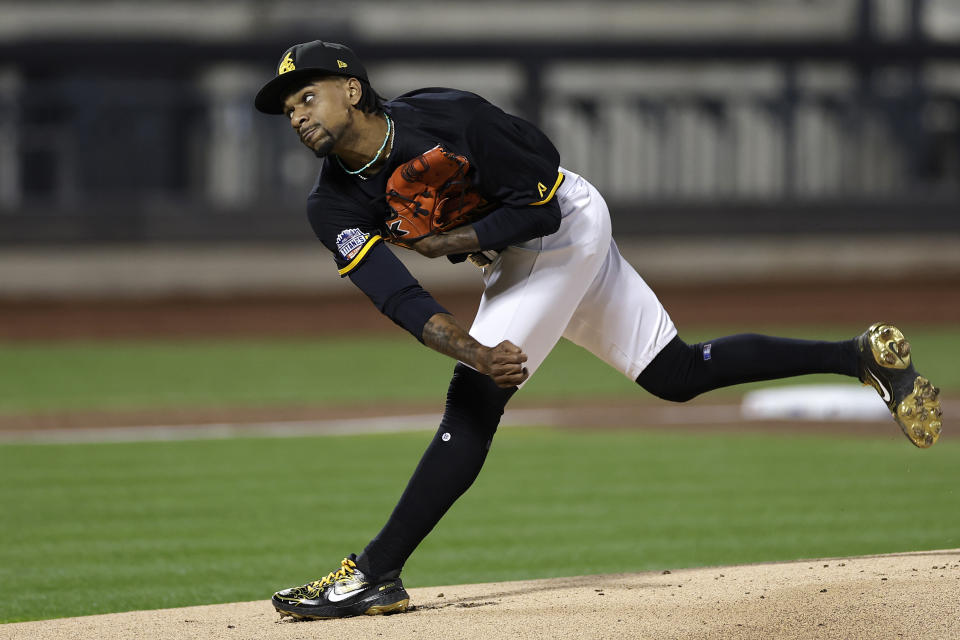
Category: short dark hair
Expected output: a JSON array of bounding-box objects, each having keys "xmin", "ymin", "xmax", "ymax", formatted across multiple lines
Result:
[{"xmin": 354, "ymin": 78, "xmax": 385, "ymax": 114}]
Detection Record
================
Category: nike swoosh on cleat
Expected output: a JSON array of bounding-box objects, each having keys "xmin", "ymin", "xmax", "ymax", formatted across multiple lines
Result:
[
  {"xmin": 326, "ymin": 583, "xmax": 368, "ymax": 603},
  {"xmin": 867, "ymin": 369, "xmax": 892, "ymax": 403}
]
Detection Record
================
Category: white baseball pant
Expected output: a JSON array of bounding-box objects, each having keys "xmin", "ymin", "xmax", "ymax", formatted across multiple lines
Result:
[{"xmin": 469, "ymin": 168, "xmax": 678, "ymax": 384}]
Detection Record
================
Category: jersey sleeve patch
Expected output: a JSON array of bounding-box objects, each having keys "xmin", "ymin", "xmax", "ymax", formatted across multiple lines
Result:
[
  {"xmin": 336, "ymin": 228, "xmax": 370, "ymax": 260},
  {"xmin": 337, "ymin": 232, "xmax": 382, "ymax": 276}
]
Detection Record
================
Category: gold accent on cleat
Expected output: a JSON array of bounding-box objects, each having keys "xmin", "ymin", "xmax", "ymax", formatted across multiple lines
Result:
[
  {"xmin": 866, "ymin": 323, "xmax": 911, "ymax": 370},
  {"xmin": 858, "ymin": 323, "xmax": 943, "ymax": 448},
  {"xmin": 894, "ymin": 376, "xmax": 942, "ymax": 448},
  {"xmin": 365, "ymin": 599, "xmax": 410, "ymax": 615}
]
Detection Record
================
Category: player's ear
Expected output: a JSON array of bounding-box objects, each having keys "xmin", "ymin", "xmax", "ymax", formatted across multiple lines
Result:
[{"xmin": 344, "ymin": 77, "xmax": 362, "ymax": 109}]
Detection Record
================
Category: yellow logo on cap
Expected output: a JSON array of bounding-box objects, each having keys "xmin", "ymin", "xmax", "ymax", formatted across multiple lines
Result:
[
  {"xmin": 537, "ymin": 182, "xmax": 547, "ymax": 198},
  {"xmin": 278, "ymin": 53, "xmax": 296, "ymax": 75},
  {"xmin": 337, "ymin": 59, "xmax": 348, "ymax": 69}
]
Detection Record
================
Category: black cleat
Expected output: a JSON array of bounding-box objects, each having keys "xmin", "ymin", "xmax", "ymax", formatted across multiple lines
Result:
[
  {"xmin": 856, "ymin": 322, "xmax": 942, "ymax": 448},
  {"xmin": 273, "ymin": 554, "xmax": 410, "ymax": 620}
]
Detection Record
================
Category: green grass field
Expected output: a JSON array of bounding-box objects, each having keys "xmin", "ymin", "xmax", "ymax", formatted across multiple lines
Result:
[
  {"xmin": 0, "ymin": 324, "xmax": 957, "ymax": 623},
  {"xmin": 1, "ymin": 429, "xmax": 957, "ymax": 623},
  {"xmin": 1, "ymin": 325, "xmax": 957, "ymax": 414}
]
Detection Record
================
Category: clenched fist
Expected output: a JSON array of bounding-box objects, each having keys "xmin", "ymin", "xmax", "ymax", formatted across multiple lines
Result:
[{"xmin": 478, "ymin": 340, "xmax": 528, "ymax": 388}]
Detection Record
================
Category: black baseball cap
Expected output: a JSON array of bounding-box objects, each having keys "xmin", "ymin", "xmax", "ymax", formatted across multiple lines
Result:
[{"xmin": 254, "ymin": 41, "xmax": 368, "ymax": 115}]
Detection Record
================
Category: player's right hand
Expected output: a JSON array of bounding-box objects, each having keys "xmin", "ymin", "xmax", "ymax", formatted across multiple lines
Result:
[{"xmin": 483, "ymin": 340, "xmax": 529, "ymax": 388}]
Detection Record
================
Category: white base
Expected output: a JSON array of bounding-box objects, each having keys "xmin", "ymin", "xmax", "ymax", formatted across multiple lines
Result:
[{"xmin": 741, "ymin": 384, "xmax": 890, "ymax": 422}]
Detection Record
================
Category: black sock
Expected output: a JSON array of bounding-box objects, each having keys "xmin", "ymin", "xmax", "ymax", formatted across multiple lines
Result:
[
  {"xmin": 636, "ymin": 334, "xmax": 860, "ymax": 402},
  {"xmin": 357, "ymin": 363, "xmax": 515, "ymax": 579}
]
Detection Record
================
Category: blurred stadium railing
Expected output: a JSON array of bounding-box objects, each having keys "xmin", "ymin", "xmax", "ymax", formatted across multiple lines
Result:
[
  {"xmin": 0, "ymin": 0, "xmax": 958, "ymax": 300},
  {"xmin": 0, "ymin": 0, "xmax": 957, "ymax": 244}
]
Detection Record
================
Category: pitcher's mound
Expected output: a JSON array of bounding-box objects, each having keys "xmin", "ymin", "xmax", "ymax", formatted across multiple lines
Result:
[{"xmin": 5, "ymin": 549, "xmax": 958, "ymax": 640}]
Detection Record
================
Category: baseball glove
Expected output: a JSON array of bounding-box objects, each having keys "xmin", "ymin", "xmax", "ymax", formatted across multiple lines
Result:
[{"xmin": 383, "ymin": 145, "xmax": 486, "ymax": 248}]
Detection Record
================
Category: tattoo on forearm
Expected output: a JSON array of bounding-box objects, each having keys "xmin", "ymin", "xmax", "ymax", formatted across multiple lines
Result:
[{"xmin": 422, "ymin": 313, "xmax": 483, "ymax": 365}]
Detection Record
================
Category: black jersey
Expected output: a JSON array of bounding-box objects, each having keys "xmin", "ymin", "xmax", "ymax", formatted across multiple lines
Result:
[{"xmin": 305, "ymin": 88, "xmax": 564, "ymax": 340}]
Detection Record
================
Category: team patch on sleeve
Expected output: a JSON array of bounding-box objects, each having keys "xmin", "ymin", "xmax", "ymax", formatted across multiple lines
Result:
[
  {"xmin": 335, "ymin": 231, "xmax": 383, "ymax": 277},
  {"xmin": 336, "ymin": 228, "xmax": 370, "ymax": 260}
]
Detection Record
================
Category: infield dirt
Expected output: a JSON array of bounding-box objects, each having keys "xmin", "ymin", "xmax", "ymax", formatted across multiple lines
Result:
[
  {"xmin": 2, "ymin": 549, "xmax": 957, "ymax": 640},
  {"xmin": 1, "ymin": 277, "xmax": 956, "ymax": 340}
]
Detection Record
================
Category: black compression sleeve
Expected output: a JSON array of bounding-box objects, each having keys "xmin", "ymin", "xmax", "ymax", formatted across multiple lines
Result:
[
  {"xmin": 471, "ymin": 199, "xmax": 562, "ymax": 250},
  {"xmin": 348, "ymin": 242, "xmax": 448, "ymax": 342}
]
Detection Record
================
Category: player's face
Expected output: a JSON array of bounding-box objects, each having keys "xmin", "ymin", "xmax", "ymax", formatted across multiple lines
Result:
[{"xmin": 283, "ymin": 78, "xmax": 355, "ymax": 158}]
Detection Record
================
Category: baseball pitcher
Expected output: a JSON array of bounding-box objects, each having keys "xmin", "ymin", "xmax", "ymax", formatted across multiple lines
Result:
[{"xmin": 254, "ymin": 41, "xmax": 943, "ymax": 620}]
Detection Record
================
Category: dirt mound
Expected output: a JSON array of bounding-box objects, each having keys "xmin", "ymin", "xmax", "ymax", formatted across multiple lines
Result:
[{"xmin": 4, "ymin": 549, "xmax": 957, "ymax": 640}]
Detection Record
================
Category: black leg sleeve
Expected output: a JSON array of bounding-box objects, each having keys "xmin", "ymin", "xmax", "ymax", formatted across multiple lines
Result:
[
  {"xmin": 357, "ymin": 363, "xmax": 515, "ymax": 579},
  {"xmin": 636, "ymin": 334, "xmax": 860, "ymax": 403}
]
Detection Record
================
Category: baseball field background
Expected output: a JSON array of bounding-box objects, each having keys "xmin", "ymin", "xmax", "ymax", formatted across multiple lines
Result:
[
  {"xmin": 3, "ymin": 2, "xmax": 960, "ymax": 636},
  {"xmin": 1, "ymin": 279, "xmax": 958, "ymax": 639}
]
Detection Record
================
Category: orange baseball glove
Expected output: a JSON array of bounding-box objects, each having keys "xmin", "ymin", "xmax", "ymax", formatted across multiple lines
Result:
[{"xmin": 384, "ymin": 145, "xmax": 486, "ymax": 248}]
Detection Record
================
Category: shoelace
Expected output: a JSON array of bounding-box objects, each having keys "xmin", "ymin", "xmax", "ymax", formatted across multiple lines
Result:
[{"xmin": 307, "ymin": 557, "xmax": 357, "ymax": 592}]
